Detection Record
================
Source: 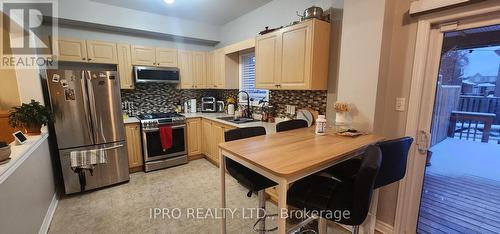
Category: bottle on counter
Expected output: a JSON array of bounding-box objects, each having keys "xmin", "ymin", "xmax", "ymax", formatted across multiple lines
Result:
[
  {"xmin": 315, "ymin": 115, "xmax": 327, "ymax": 136},
  {"xmin": 227, "ymin": 104, "xmax": 235, "ymax": 115}
]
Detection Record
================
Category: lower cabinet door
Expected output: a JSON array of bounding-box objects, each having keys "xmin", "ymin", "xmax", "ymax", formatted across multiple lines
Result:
[
  {"xmin": 187, "ymin": 118, "xmax": 202, "ymax": 156},
  {"xmin": 201, "ymin": 119, "xmax": 212, "ymax": 158},
  {"xmin": 125, "ymin": 123, "xmax": 143, "ymax": 170}
]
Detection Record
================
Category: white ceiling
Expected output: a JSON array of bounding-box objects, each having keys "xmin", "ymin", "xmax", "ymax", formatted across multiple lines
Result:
[{"xmin": 90, "ymin": 0, "xmax": 272, "ymax": 25}]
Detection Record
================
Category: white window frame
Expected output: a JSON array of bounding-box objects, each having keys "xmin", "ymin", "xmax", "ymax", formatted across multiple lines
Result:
[{"xmin": 239, "ymin": 52, "xmax": 268, "ymax": 106}]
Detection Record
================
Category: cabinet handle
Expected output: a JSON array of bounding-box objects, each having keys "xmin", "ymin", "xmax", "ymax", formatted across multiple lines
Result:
[
  {"xmin": 88, "ymin": 58, "xmax": 92, "ymax": 61},
  {"xmin": 82, "ymin": 58, "xmax": 86, "ymax": 61}
]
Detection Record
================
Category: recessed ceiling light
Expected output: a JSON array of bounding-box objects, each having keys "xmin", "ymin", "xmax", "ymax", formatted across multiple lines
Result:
[{"xmin": 164, "ymin": 0, "xmax": 175, "ymax": 4}]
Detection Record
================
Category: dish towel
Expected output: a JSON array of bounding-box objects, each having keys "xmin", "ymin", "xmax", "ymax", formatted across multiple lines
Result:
[
  {"xmin": 159, "ymin": 126, "xmax": 173, "ymax": 151},
  {"xmin": 70, "ymin": 148, "xmax": 108, "ymax": 192}
]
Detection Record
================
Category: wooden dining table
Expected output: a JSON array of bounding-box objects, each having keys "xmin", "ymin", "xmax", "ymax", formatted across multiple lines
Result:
[{"xmin": 218, "ymin": 127, "xmax": 385, "ymax": 234}]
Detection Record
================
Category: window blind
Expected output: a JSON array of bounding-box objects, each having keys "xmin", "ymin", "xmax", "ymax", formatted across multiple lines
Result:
[{"xmin": 240, "ymin": 53, "xmax": 268, "ymax": 103}]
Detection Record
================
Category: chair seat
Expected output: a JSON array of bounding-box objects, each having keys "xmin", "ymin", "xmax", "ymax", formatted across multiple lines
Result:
[
  {"xmin": 287, "ymin": 174, "xmax": 358, "ymax": 225},
  {"xmin": 226, "ymin": 158, "xmax": 277, "ymax": 193}
]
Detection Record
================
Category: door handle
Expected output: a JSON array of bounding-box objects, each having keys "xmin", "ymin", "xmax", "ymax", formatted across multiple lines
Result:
[{"xmin": 417, "ymin": 130, "xmax": 430, "ymax": 154}]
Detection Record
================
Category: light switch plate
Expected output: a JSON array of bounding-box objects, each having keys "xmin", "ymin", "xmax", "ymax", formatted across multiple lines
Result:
[{"xmin": 396, "ymin": 97, "xmax": 406, "ymax": 112}]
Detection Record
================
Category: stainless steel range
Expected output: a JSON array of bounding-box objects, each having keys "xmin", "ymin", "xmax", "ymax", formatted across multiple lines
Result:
[{"xmin": 138, "ymin": 112, "xmax": 188, "ymax": 172}]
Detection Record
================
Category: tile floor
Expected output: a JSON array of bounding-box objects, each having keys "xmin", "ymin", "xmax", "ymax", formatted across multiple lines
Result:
[{"xmin": 49, "ymin": 159, "xmax": 348, "ymax": 234}]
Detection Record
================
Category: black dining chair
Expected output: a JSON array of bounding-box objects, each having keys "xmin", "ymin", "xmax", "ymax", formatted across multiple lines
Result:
[
  {"xmin": 287, "ymin": 145, "xmax": 383, "ymax": 234},
  {"xmin": 323, "ymin": 137, "xmax": 414, "ymax": 189},
  {"xmin": 276, "ymin": 119, "xmax": 309, "ymax": 132},
  {"xmin": 224, "ymin": 127, "xmax": 277, "ymax": 233}
]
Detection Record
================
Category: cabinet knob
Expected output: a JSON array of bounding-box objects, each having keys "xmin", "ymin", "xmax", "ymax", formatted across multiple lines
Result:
[
  {"xmin": 82, "ymin": 58, "xmax": 86, "ymax": 61},
  {"xmin": 88, "ymin": 58, "xmax": 92, "ymax": 61},
  {"xmin": 157, "ymin": 63, "xmax": 160, "ymax": 66}
]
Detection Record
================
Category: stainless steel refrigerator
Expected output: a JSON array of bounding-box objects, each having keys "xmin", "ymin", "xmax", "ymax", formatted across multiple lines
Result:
[{"xmin": 46, "ymin": 66, "xmax": 129, "ymax": 194}]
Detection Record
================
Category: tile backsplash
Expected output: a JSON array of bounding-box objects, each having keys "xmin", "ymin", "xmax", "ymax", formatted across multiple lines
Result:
[
  {"xmin": 120, "ymin": 83, "xmax": 238, "ymax": 114},
  {"xmin": 269, "ymin": 90, "xmax": 327, "ymax": 117},
  {"xmin": 121, "ymin": 83, "xmax": 327, "ymax": 117}
]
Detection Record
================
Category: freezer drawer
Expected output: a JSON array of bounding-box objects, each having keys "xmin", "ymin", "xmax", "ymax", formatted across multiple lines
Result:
[{"xmin": 59, "ymin": 142, "xmax": 130, "ymax": 194}]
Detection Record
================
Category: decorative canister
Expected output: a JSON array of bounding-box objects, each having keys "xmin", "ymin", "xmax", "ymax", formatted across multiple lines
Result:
[{"xmin": 315, "ymin": 115, "xmax": 327, "ymax": 135}]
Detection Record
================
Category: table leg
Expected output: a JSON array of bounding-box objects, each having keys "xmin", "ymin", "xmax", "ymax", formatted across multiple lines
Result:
[
  {"xmin": 277, "ymin": 180, "xmax": 288, "ymax": 234},
  {"xmin": 220, "ymin": 148, "xmax": 226, "ymax": 234},
  {"xmin": 319, "ymin": 217, "xmax": 327, "ymax": 234}
]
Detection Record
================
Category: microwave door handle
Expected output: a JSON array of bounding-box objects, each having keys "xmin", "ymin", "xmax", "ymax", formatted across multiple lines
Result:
[{"xmin": 81, "ymin": 70, "xmax": 95, "ymax": 143}]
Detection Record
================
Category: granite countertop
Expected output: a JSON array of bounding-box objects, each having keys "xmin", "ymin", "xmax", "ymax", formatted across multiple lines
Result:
[
  {"xmin": 123, "ymin": 113, "xmax": 277, "ymax": 133},
  {"xmin": 183, "ymin": 112, "xmax": 277, "ymax": 134}
]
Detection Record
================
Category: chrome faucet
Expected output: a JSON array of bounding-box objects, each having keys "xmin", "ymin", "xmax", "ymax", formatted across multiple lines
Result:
[{"xmin": 236, "ymin": 90, "xmax": 252, "ymax": 119}]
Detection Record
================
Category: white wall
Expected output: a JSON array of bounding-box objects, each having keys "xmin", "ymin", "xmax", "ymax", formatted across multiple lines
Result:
[
  {"xmin": 0, "ymin": 138, "xmax": 56, "ymax": 234},
  {"xmin": 336, "ymin": 0, "xmax": 387, "ymax": 131},
  {"xmin": 219, "ymin": 0, "xmax": 343, "ymax": 46},
  {"xmin": 57, "ymin": 0, "xmax": 221, "ymax": 42}
]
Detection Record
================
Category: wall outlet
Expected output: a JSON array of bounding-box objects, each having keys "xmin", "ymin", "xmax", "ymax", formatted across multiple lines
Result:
[
  {"xmin": 396, "ymin": 97, "xmax": 406, "ymax": 112},
  {"xmin": 286, "ymin": 105, "xmax": 296, "ymax": 115}
]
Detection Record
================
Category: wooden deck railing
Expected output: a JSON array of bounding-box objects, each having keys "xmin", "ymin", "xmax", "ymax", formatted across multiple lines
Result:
[
  {"xmin": 448, "ymin": 111, "xmax": 495, "ymax": 143},
  {"xmin": 458, "ymin": 95, "xmax": 500, "ymax": 124}
]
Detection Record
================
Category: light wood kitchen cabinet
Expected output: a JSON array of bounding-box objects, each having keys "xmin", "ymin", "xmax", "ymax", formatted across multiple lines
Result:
[
  {"xmin": 86, "ymin": 40, "xmax": 118, "ymax": 64},
  {"xmin": 193, "ymin": 52, "xmax": 207, "ymax": 88},
  {"xmin": 205, "ymin": 49, "xmax": 239, "ymax": 89},
  {"xmin": 187, "ymin": 118, "xmax": 202, "ymax": 158},
  {"xmin": 156, "ymin": 48, "xmax": 178, "ymax": 67},
  {"xmin": 255, "ymin": 19, "xmax": 330, "ymax": 90},
  {"xmin": 117, "ymin": 44, "xmax": 134, "ymax": 89},
  {"xmin": 255, "ymin": 32, "xmax": 281, "ymax": 89},
  {"xmin": 201, "ymin": 119, "xmax": 213, "ymax": 158},
  {"xmin": 125, "ymin": 123, "xmax": 143, "ymax": 172},
  {"xmin": 131, "ymin": 45, "xmax": 156, "ymax": 66},
  {"xmin": 178, "ymin": 50, "xmax": 195, "ymax": 89},
  {"xmin": 131, "ymin": 45, "xmax": 178, "ymax": 68},
  {"xmin": 205, "ymin": 51, "xmax": 215, "ymax": 88},
  {"xmin": 55, "ymin": 38, "xmax": 88, "ymax": 62},
  {"xmin": 199, "ymin": 119, "xmax": 236, "ymax": 166},
  {"xmin": 56, "ymin": 38, "xmax": 118, "ymax": 64}
]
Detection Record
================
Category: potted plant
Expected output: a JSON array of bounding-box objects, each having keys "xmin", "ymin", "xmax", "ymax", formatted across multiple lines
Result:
[
  {"xmin": 0, "ymin": 141, "xmax": 10, "ymax": 164},
  {"xmin": 8, "ymin": 100, "xmax": 52, "ymax": 135},
  {"xmin": 333, "ymin": 101, "xmax": 352, "ymax": 126}
]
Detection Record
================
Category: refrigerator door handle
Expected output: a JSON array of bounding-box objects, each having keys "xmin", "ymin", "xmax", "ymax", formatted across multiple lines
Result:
[
  {"xmin": 81, "ymin": 70, "xmax": 95, "ymax": 143},
  {"xmin": 85, "ymin": 71, "xmax": 105, "ymax": 142}
]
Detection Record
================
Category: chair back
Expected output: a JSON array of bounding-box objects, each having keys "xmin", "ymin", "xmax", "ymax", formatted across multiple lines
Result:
[
  {"xmin": 224, "ymin": 126, "xmax": 266, "ymax": 142},
  {"xmin": 374, "ymin": 137, "xmax": 413, "ymax": 188},
  {"xmin": 350, "ymin": 145, "xmax": 382, "ymax": 225},
  {"xmin": 276, "ymin": 119, "xmax": 308, "ymax": 132}
]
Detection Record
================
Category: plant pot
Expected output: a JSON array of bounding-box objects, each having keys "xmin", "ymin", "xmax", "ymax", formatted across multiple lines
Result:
[
  {"xmin": 0, "ymin": 145, "xmax": 11, "ymax": 164},
  {"xmin": 24, "ymin": 124, "xmax": 42, "ymax": 135}
]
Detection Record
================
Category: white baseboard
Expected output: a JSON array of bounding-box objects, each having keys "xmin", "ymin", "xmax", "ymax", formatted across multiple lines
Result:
[
  {"xmin": 39, "ymin": 193, "xmax": 58, "ymax": 234},
  {"xmin": 375, "ymin": 220, "xmax": 394, "ymax": 234}
]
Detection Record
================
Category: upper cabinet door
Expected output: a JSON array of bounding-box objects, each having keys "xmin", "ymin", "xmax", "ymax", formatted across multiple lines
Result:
[
  {"xmin": 86, "ymin": 40, "xmax": 118, "ymax": 64},
  {"xmin": 214, "ymin": 49, "xmax": 226, "ymax": 89},
  {"xmin": 178, "ymin": 50, "xmax": 195, "ymax": 89},
  {"xmin": 279, "ymin": 23, "xmax": 312, "ymax": 90},
  {"xmin": 205, "ymin": 51, "xmax": 215, "ymax": 88},
  {"xmin": 156, "ymin": 48, "xmax": 178, "ymax": 67},
  {"xmin": 131, "ymin": 45, "xmax": 156, "ymax": 66},
  {"xmin": 192, "ymin": 52, "xmax": 206, "ymax": 88},
  {"xmin": 117, "ymin": 44, "xmax": 134, "ymax": 89},
  {"xmin": 255, "ymin": 32, "xmax": 281, "ymax": 89},
  {"xmin": 56, "ymin": 38, "xmax": 87, "ymax": 62}
]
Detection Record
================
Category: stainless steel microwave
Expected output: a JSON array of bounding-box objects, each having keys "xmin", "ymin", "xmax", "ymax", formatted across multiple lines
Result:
[{"xmin": 134, "ymin": 66, "xmax": 180, "ymax": 83}]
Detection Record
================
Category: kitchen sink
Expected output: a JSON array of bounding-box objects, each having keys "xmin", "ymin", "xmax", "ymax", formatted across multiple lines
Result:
[{"xmin": 217, "ymin": 116, "xmax": 257, "ymax": 124}]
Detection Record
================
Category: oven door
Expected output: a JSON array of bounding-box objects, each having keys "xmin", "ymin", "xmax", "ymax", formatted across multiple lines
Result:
[{"xmin": 142, "ymin": 124, "xmax": 187, "ymax": 162}]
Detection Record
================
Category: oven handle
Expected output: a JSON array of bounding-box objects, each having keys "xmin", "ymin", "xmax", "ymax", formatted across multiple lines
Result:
[{"xmin": 142, "ymin": 124, "xmax": 186, "ymax": 132}]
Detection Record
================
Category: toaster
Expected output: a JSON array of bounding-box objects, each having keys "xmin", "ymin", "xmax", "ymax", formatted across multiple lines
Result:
[{"xmin": 201, "ymin": 97, "xmax": 217, "ymax": 113}]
